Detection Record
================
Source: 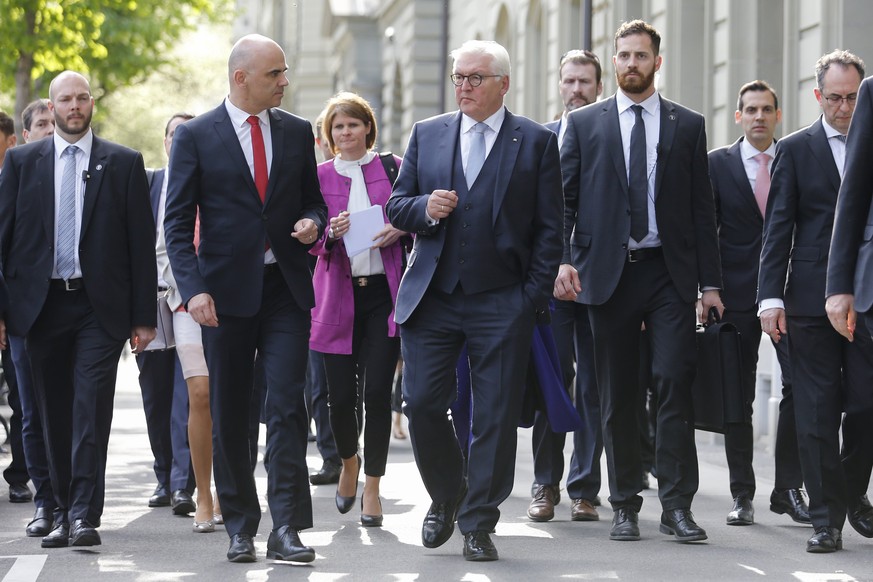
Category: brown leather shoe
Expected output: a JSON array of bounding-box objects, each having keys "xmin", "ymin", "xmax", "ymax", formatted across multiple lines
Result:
[
  {"xmin": 571, "ymin": 498, "xmax": 599, "ymax": 521},
  {"xmin": 527, "ymin": 484, "xmax": 560, "ymax": 522}
]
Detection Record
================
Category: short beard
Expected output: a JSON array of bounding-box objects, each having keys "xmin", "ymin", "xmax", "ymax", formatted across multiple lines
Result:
[
  {"xmin": 617, "ymin": 68, "xmax": 655, "ymax": 94},
  {"xmin": 54, "ymin": 110, "xmax": 93, "ymax": 137}
]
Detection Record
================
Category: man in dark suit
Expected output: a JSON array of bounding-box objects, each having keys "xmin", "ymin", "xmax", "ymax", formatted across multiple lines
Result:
[
  {"xmin": 0, "ymin": 71, "xmax": 157, "ymax": 548},
  {"xmin": 709, "ymin": 81, "xmax": 808, "ymax": 527},
  {"xmin": 164, "ymin": 34, "xmax": 326, "ymax": 564},
  {"xmin": 136, "ymin": 113, "xmax": 195, "ymax": 514},
  {"xmin": 527, "ymin": 48, "xmax": 603, "ymax": 524},
  {"xmin": 386, "ymin": 40, "xmax": 563, "ymax": 561},
  {"xmin": 557, "ymin": 20, "xmax": 723, "ymax": 543},
  {"xmin": 759, "ymin": 50, "xmax": 873, "ymax": 553}
]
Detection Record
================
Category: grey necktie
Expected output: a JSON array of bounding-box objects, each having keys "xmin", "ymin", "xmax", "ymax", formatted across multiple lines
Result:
[
  {"xmin": 629, "ymin": 105, "xmax": 648, "ymax": 242},
  {"xmin": 466, "ymin": 123, "xmax": 487, "ymax": 188},
  {"xmin": 56, "ymin": 145, "xmax": 80, "ymax": 280}
]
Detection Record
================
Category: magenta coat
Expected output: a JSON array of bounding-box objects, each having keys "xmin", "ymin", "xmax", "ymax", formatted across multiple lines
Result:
[{"xmin": 309, "ymin": 154, "xmax": 404, "ymax": 354}]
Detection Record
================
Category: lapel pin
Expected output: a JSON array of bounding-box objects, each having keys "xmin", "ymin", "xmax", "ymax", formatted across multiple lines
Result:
[
  {"xmin": 96, "ymin": 164, "xmax": 103, "ymax": 171},
  {"xmin": 669, "ymin": 114, "xmax": 676, "ymax": 121}
]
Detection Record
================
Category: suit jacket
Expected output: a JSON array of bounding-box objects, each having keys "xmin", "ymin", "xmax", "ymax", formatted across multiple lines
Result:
[
  {"xmin": 385, "ymin": 109, "xmax": 563, "ymax": 324},
  {"xmin": 828, "ymin": 76, "xmax": 873, "ymax": 312},
  {"xmin": 562, "ymin": 94, "xmax": 722, "ymax": 305},
  {"xmin": 0, "ymin": 135, "xmax": 156, "ymax": 340},
  {"xmin": 0, "ymin": 269, "xmax": 7, "ymax": 316},
  {"xmin": 147, "ymin": 167, "xmax": 166, "ymax": 227},
  {"xmin": 164, "ymin": 102, "xmax": 327, "ymax": 316},
  {"xmin": 758, "ymin": 117, "xmax": 841, "ymax": 316},
  {"xmin": 709, "ymin": 137, "xmax": 768, "ymax": 311}
]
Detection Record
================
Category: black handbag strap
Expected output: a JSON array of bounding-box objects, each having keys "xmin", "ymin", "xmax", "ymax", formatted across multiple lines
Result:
[{"xmin": 379, "ymin": 152, "xmax": 398, "ymax": 186}]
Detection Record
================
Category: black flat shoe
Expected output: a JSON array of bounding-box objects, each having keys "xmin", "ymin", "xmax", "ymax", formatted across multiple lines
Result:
[
  {"xmin": 807, "ymin": 526, "xmax": 842, "ymax": 553},
  {"xmin": 41, "ymin": 522, "xmax": 70, "ymax": 548},
  {"xmin": 148, "ymin": 484, "xmax": 171, "ymax": 507},
  {"xmin": 266, "ymin": 525, "xmax": 315, "ymax": 562},
  {"xmin": 609, "ymin": 508, "xmax": 640, "ymax": 541},
  {"xmin": 660, "ymin": 508, "xmax": 707, "ymax": 542},
  {"xmin": 726, "ymin": 495, "xmax": 754, "ymax": 526},
  {"xmin": 9, "ymin": 482, "xmax": 33, "ymax": 503},
  {"xmin": 26, "ymin": 507, "xmax": 54, "ymax": 537},
  {"xmin": 171, "ymin": 489, "xmax": 196, "ymax": 516},
  {"xmin": 335, "ymin": 454, "xmax": 361, "ymax": 514},
  {"xmin": 227, "ymin": 533, "xmax": 257, "ymax": 563},
  {"xmin": 770, "ymin": 488, "xmax": 811, "ymax": 524},
  {"xmin": 70, "ymin": 518, "xmax": 101, "ymax": 547},
  {"xmin": 422, "ymin": 482, "xmax": 467, "ymax": 548},
  {"xmin": 309, "ymin": 461, "xmax": 342, "ymax": 485},
  {"xmin": 361, "ymin": 496, "xmax": 383, "ymax": 527},
  {"xmin": 462, "ymin": 531, "xmax": 498, "ymax": 561}
]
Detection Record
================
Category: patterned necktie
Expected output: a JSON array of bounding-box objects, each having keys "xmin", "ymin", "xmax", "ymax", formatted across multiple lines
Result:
[
  {"xmin": 629, "ymin": 105, "xmax": 648, "ymax": 242},
  {"xmin": 247, "ymin": 115, "xmax": 268, "ymax": 203},
  {"xmin": 466, "ymin": 122, "xmax": 487, "ymax": 188},
  {"xmin": 753, "ymin": 152, "xmax": 771, "ymax": 217},
  {"xmin": 56, "ymin": 145, "xmax": 80, "ymax": 280}
]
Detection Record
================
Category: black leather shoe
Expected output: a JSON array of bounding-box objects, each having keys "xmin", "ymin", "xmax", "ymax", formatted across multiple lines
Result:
[
  {"xmin": 41, "ymin": 522, "xmax": 70, "ymax": 548},
  {"xmin": 806, "ymin": 526, "xmax": 842, "ymax": 553},
  {"xmin": 335, "ymin": 454, "xmax": 362, "ymax": 514},
  {"xmin": 26, "ymin": 507, "xmax": 54, "ymax": 537},
  {"xmin": 847, "ymin": 495, "xmax": 873, "ymax": 538},
  {"xmin": 660, "ymin": 508, "xmax": 707, "ymax": 542},
  {"xmin": 227, "ymin": 533, "xmax": 257, "ymax": 563},
  {"xmin": 361, "ymin": 496, "xmax": 383, "ymax": 527},
  {"xmin": 462, "ymin": 531, "xmax": 498, "ymax": 561},
  {"xmin": 148, "ymin": 484, "xmax": 171, "ymax": 507},
  {"xmin": 770, "ymin": 488, "xmax": 811, "ymax": 524},
  {"xmin": 266, "ymin": 525, "xmax": 315, "ymax": 562},
  {"xmin": 609, "ymin": 508, "xmax": 640, "ymax": 541},
  {"xmin": 422, "ymin": 483, "xmax": 467, "ymax": 548},
  {"xmin": 70, "ymin": 518, "xmax": 101, "ymax": 546},
  {"xmin": 726, "ymin": 495, "xmax": 754, "ymax": 526},
  {"xmin": 9, "ymin": 482, "xmax": 33, "ymax": 503},
  {"xmin": 309, "ymin": 460, "xmax": 342, "ymax": 485},
  {"xmin": 171, "ymin": 489, "xmax": 196, "ymax": 516}
]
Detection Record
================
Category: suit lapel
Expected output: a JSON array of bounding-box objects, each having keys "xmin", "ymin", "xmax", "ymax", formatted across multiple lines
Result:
[
  {"xmin": 265, "ymin": 109, "xmax": 283, "ymax": 206},
  {"xmin": 655, "ymin": 96, "xmax": 678, "ymax": 198},
  {"xmin": 807, "ymin": 118, "xmax": 842, "ymax": 193},
  {"xmin": 603, "ymin": 97, "xmax": 628, "ymax": 194},
  {"xmin": 36, "ymin": 139, "xmax": 55, "ymax": 245},
  {"xmin": 213, "ymin": 106, "xmax": 260, "ymax": 203},
  {"xmin": 492, "ymin": 110, "xmax": 522, "ymax": 223},
  {"xmin": 726, "ymin": 138, "xmax": 762, "ymax": 217},
  {"xmin": 439, "ymin": 112, "xmax": 462, "ymax": 189},
  {"xmin": 149, "ymin": 168, "xmax": 165, "ymax": 223},
  {"xmin": 81, "ymin": 136, "xmax": 109, "ymax": 237}
]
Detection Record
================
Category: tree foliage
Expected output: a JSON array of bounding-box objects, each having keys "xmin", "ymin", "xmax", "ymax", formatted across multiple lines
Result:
[{"xmin": 0, "ymin": 0, "xmax": 230, "ymax": 136}]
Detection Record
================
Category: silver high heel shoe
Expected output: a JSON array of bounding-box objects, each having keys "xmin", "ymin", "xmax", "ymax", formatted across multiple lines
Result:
[{"xmin": 192, "ymin": 519, "xmax": 215, "ymax": 533}]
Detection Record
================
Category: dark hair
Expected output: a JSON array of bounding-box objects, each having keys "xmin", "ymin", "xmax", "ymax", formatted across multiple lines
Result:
[
  {"xmin": 559, "ymin": 49, "xmax": 602, "ymax": 85},
  {"xmin": 815, "ymin": 49, "xmax": 866, "ymax": 91},
  {"xmin": 0, "ymin": 111, "xmax": 13, "ymax": 137},
  {"xmin": 614, "ymin": 20, "xmax": 661, "ymax": 56},
  {"xmin": 322, "ymin": 91, "xmax": 378, "ymax": 155},
  {"xmin": 22, "ymin": 99, "xmax": 50, "ymax": 131},
  {"xmin": 737, "ymin": 80, "xmax": 779, "ymax": 112},
  {"xmin": 165, "ymin": 112, "xmax": 195, "ymax": 137}
]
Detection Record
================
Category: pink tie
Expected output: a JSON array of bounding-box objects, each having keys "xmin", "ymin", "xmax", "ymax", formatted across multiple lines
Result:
[{"xmin": 753, "ymin": 152, "xmax": 771, "ymax": 217}]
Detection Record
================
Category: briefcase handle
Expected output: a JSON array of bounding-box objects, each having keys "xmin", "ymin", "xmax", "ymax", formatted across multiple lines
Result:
[{"xmin": 697, "ymin": 306, "xmax": 722, "ymax": 330}]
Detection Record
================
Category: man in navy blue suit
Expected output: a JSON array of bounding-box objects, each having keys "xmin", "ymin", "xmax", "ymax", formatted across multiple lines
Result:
[
  {"xmin": 164, "ymin": 34, "xmax": 326, "ymax": 564},
  {"xmin": 386, "ymin": 40, "xmax": 563, "ymax": 561},
  {"xmin": 136, "ymin": 113, "xmax": 195, "ymax": 514},
  {"xmin": 527, "ymin": 49, "xmax": 603, "ymax": 525}
]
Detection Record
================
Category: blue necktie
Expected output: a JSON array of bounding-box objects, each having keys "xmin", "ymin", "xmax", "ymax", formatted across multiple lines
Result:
[
  {"xmin": 629, "ymin": 105, "xmax": 648, "ymax": 242},
  {"xmin": 466, "ymin": 123, "xmax": 487, "ymax": 188},
  {"xmin": 56, "ymin": 145, "xmax": 79, "ymax": 280}
]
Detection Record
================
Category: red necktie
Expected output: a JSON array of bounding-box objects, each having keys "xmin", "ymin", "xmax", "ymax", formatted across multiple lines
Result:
[
  {"xmin": 753, "ymin": 152, "xmax": 770, "ymax": 217},
  {"xmin": 247, "ymin": 115, "xmax": 268, "ymax": 203}
]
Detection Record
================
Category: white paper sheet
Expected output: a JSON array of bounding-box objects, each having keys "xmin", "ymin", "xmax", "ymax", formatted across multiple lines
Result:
[{"xmin": 343, "ymin": 204, "xmax": 385, "ymax": 257}]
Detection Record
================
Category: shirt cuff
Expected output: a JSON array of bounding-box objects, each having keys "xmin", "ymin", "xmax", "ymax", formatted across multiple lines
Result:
[
  {"xmin": 757, "ymin": 298, "xmax": 785, "ymax": 317},
  {"xmin": 425, "ymin": 209, "xmax": 439, "ymax": 226}
]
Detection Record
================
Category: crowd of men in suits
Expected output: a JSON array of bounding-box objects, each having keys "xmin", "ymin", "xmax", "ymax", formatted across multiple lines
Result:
[{"xmin": 2, "ymin": 17, "xmax": 873, "ymax": 564}]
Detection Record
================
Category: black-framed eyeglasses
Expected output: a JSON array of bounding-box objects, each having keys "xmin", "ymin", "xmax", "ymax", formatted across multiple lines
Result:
[
  {"xmin": 450, "ymin": 73, "xmax": 502, "ymax": 87},
  {"xmin": 824, "ymin": 93, "xmax": 858, "ymax": 105}
]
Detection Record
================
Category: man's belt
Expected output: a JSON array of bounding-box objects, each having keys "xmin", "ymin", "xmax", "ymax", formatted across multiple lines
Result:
[{"xmin": 627, "ymin": 246, "xmax": 663, "ymax": 263}]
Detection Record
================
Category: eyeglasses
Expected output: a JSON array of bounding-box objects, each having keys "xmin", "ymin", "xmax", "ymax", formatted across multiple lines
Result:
[
  {"xmin": 450, "ymin": 73, "xmax": 502, "ymax": 87},
  {"xmin": 824, "ymin": 93, "xmax": 858, "ymax": 105}
]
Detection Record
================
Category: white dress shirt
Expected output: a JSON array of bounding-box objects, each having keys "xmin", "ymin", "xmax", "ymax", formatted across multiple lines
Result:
[
  {"xmin": 52, "ymin": 130, "xmax": 93, "ymax": 279},
  {"xmin": 740, "ymin": 138, "xmax": 776, "ymax": 190},
  {"xmin": 333, "ymin": 151, "xmax": 385, "ymax": 277}
]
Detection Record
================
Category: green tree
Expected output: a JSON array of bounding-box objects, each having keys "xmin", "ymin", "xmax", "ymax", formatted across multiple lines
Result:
[{"xmin": 0, "ymin": 0, "xmax": 230, "ymax": 138}]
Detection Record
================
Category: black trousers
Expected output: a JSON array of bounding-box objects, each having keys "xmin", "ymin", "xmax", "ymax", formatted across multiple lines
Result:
[
  {"xmin": 1, "ymin": 347, "xmax": 28, "ymax": 486},
  {"xmin": 202, "ymin": 267, "xmax": 312, "ymax": 538},
  {"xmin": 788, "ymin": 315, "xmax": 873, "ymax": 529},
  {"xmin": 588, "ymin": 256, "xmax": 699, "ymax": 512},
  {"xmin": 401, "ymin": 283, "xmax": 535, "ymax": 533},
  {"xmin": 27, "ymin": 287, "xmax": 125, "ymax": 525},
  {"xmin": 323, "ymin": 276, "xmax": 399, "ymax": 477}
]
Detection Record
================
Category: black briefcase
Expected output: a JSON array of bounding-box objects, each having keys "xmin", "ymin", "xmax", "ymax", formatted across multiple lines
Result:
[{"xmin": 691, "ymin": 309, "xmax": 746, "ymax": 434}]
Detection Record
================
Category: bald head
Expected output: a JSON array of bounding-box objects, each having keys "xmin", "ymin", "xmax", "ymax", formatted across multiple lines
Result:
[
  {"xmin": 47, "ymin": 70, "xmax": 94, "ymax": 142},
  {"xmin": 48, "ymin": 71, "xmax": 91, "ymax": 101},
  {"xmin": 227, "ymin": 34, "xmax": 289, "ymax": 115}
]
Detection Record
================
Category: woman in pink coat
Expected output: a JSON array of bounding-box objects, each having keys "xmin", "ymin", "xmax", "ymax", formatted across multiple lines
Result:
[{"xmin": 310, "ymin": 92, "xmax": 405, "ymax": 527}]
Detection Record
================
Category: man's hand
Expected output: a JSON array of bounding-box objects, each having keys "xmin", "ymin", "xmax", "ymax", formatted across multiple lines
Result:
[
  {"xmin": 0, "ymin": 318, "xmax": 6, "ymax": 351},
  {"xmin": 291, "ymin": 218, "xmax": 319, "ymax": 244},
  {"xmin": 427, "ymin": 189, "xmax": 458, "ymax": 220},
  {"xmin": 130, "ymin": 326, "xmax": 157, "ymax": 354},
  {"xmin": 189, "ymin": 292, "xmax": 219, "ymax": 327},
  {"xmin": 760, "ymin": 307, "xmax": 788, "ymax": 343},
  {"xmin": 372, "ymin": 223, "xmax": 405, "ymax": 248},
  {"xmin": 826, "ymin": 293, "xmax": 856, "ymax": 341},
  {"xmin": 698, "ymin": 289, "xmax": 725, "ymax": 324},
  {"xmin": 554, "ymin": 263, "xmax": 581, "ymax": 301}
]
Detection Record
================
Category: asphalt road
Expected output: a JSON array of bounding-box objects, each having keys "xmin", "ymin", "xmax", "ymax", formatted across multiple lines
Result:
[{"xmin": 1, "ymin": 354, "xmax": 872, "ymax": 581}]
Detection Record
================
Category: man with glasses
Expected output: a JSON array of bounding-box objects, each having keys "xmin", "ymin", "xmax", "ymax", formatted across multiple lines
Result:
[
  {"xmin": 758, "ymin": 49, "xmax": 873, "ymax": 553},
  {"xmin": 387, "ymin": 40, "xmax": 562, "ymax": 561},
  {"xmin": 528, "ymin": 49, "xmax": 603, "ymax": 524}
]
